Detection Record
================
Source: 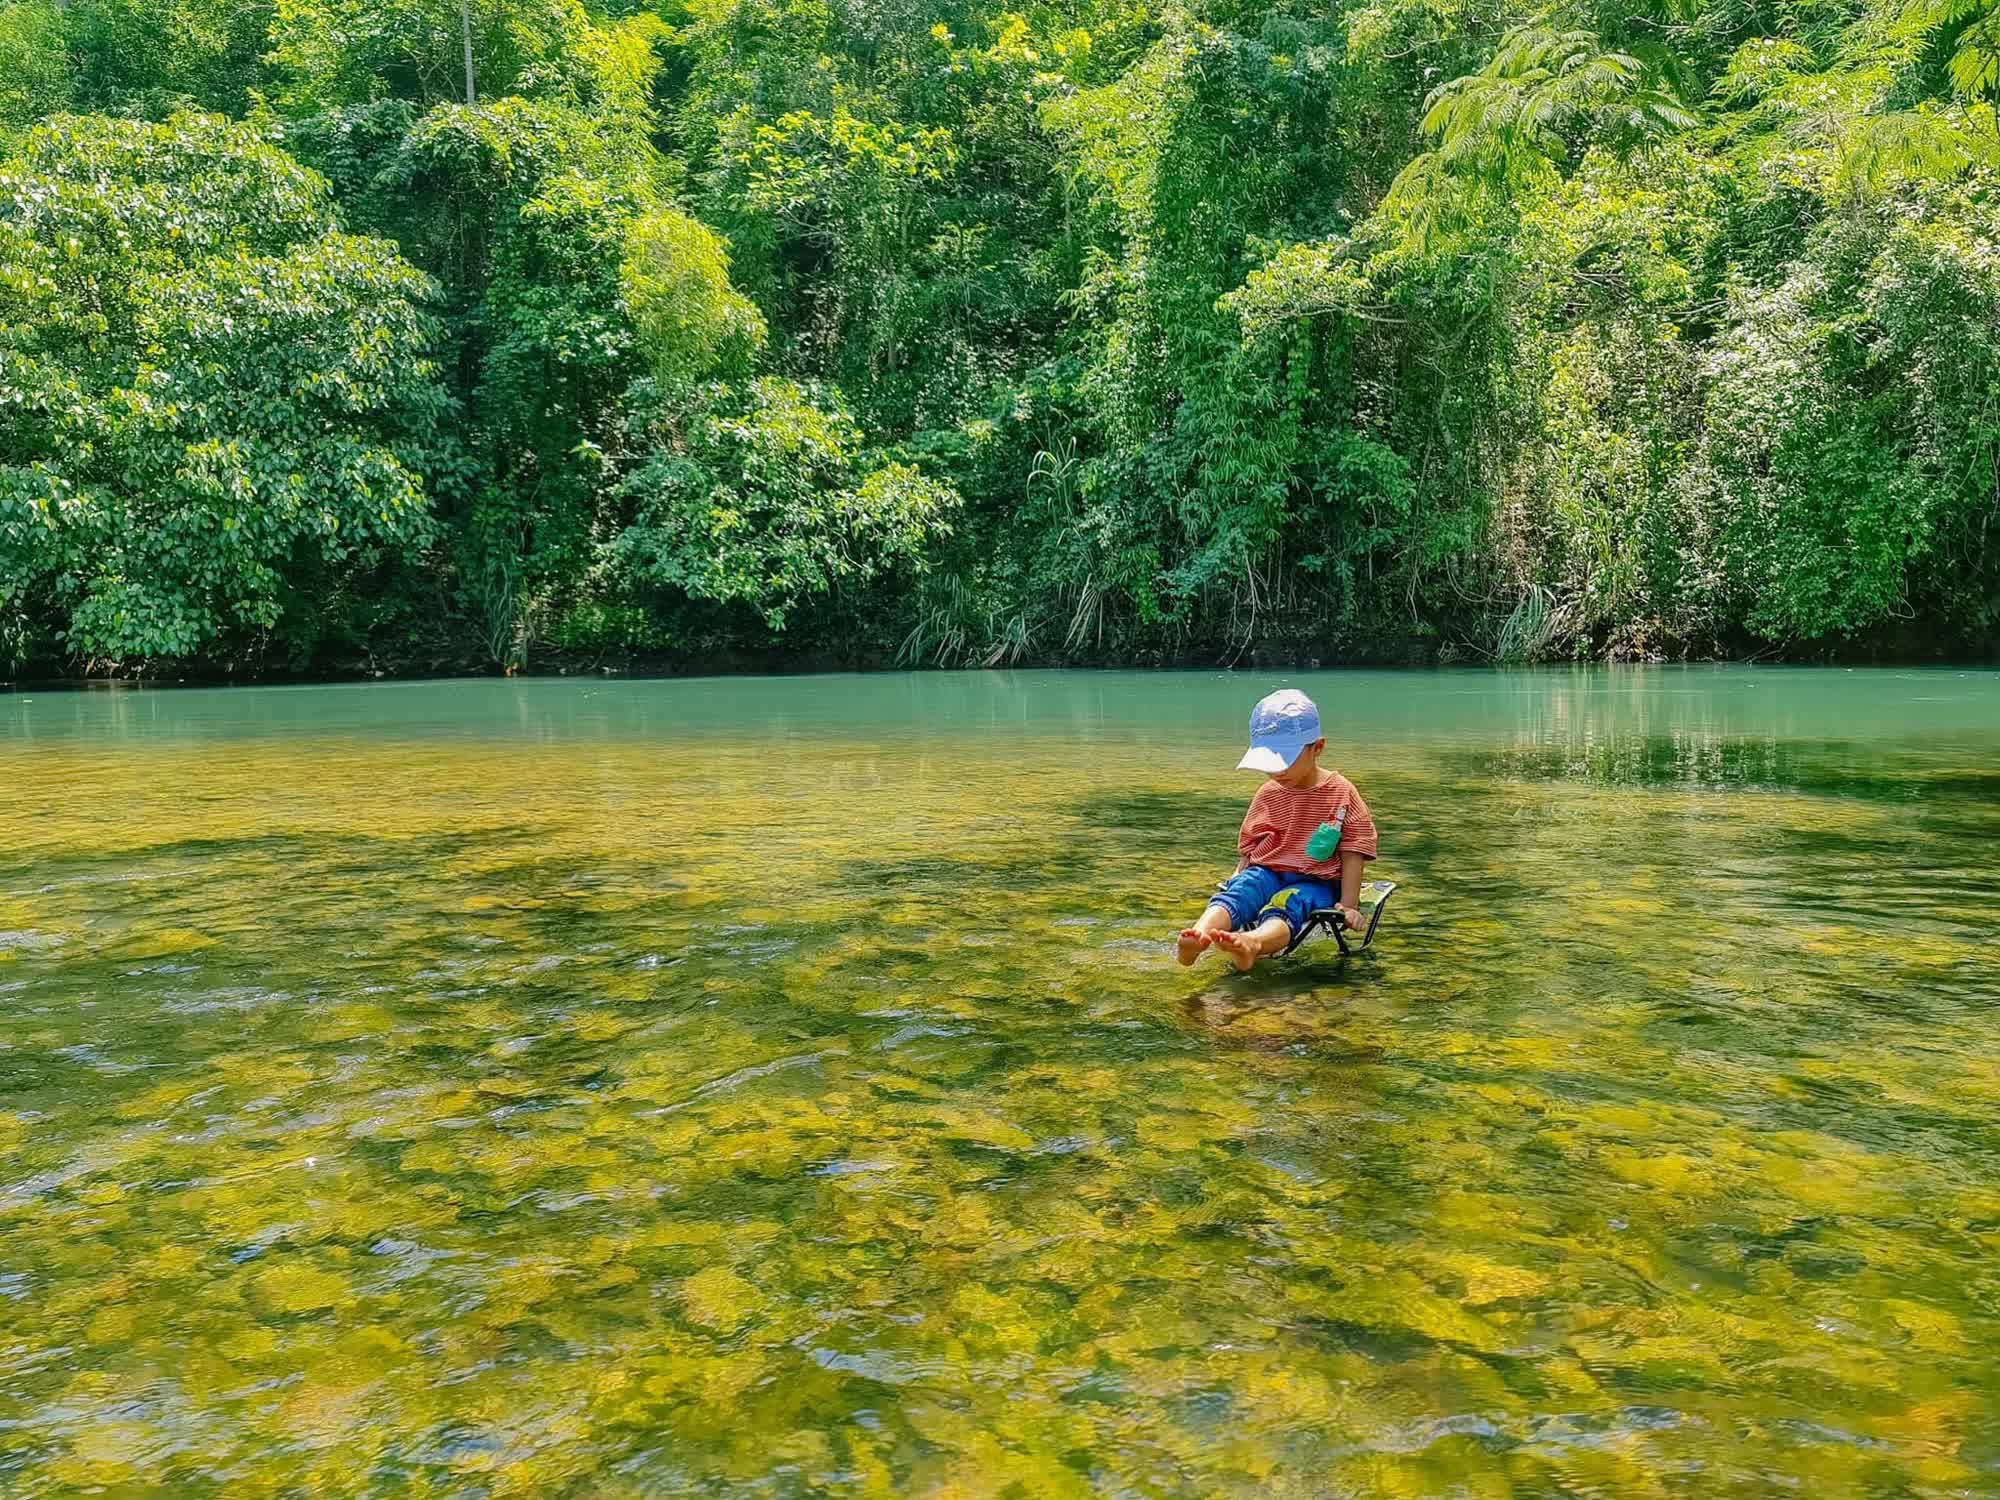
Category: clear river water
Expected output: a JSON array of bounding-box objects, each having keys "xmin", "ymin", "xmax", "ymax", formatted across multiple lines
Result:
[{"xmin": 2, "ymin": 667, "xmax": 1998, "ymax": 1497}]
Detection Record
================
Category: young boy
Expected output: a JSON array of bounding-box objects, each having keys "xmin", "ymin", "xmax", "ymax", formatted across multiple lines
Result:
[{"xmin": 1178, "ymin": 688, "xmax": 1378, "ymax": 972}]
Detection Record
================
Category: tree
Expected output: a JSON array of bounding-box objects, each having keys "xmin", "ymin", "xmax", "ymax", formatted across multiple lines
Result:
[
  {"xmin": 0, "ymin": 3, "xmax": 70, "ymax": 146},
  {"xmin": 58, "ymin": 0, "xmax": 275, "ymax": 117},
  {"xmin": 266, "ymin": 0, "xmax": 661, "ymax": 119},
  {"xmin": 621, "ymin": 207, "xmax": 766, "ymax": 393},
  {"xmin": 0, "ymin": 114, "xmax": 449, "ymax": 665},
  {"xmin": 1379, "ymin": 26, "xmax": 1697, "ymax": 254},
  {"xmin": 5, "ymin": 0, "xmax": 2000, "ymax": 673},
  {"xmin": 268, "ymin": 0, "xmax": 673, "ymax": 665},
  {"xmin": 612, "ymin": 378, "xmax": 959, "ymax": 630}
]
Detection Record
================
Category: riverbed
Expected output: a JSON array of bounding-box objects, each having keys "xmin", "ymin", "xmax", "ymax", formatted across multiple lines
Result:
[{"xmin": 2, "ymin": 668, "xmax": 1997, "ymax": 1495}]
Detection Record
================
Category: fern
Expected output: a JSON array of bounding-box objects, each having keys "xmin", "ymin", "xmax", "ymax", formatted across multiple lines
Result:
[
  {"xmin": 1903, "ymin": 0, "xmax": 2000, "ymax": 104},
  {"xmin": 1841, "ymin": 104, "xmax": 2000, "ymax": 188},
  {"xmin": 1423, "ymin": 29, "xmax": 1696, "ymax": 178},
  {"xmin": 1381, "ymin": 26, "xmax": 1697, "ymax": 254},
  {"xmin": 1950, "ymin": 11, "xmax": 2000, "ymax": 94}
]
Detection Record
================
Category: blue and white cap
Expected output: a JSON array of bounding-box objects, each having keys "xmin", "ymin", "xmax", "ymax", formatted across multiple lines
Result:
[{"xmin": 1236, "ymin": 688, "xmax": 1322, "ymax": 772}]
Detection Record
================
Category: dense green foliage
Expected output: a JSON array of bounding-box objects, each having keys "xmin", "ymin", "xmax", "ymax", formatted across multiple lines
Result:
[
  {"xmin": 0, "ymin": 113, "xmax": 445, "ymax": 662},
  {"xmin": 3, "ymin": 0, "xmax": 1998, "ymax": 672}
]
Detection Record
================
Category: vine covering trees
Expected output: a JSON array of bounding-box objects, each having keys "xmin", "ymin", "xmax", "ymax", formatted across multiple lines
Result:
[{"xmin": 2, "ymin": 0, "xmax": 1997, "ymax": 673}]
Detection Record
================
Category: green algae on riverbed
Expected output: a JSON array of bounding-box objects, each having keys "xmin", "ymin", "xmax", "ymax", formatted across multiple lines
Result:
[{"xmin": 2, "ymin": 670, "xmax": 1998, "ymax": 1496}]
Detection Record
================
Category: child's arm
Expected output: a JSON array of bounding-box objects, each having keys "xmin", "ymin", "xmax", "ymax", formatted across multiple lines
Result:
[{"xmin": 1337, "ymin": 849, "xmax": 1364, "ymax": 925}]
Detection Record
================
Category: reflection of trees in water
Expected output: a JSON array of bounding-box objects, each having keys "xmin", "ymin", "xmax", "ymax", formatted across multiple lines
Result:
[
  {"xmin": 1439, "ymin": 706, "xmax": 2000, "ymax": 805},
  {"xmin": 1452, "ymin": 730, "xmax": 2000, "ymax": 798}
]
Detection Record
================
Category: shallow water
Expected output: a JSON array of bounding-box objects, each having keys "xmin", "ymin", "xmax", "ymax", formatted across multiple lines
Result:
[{"xmin": 3, "ymin": 668, "xmax": 1998, "ymax": 1497}]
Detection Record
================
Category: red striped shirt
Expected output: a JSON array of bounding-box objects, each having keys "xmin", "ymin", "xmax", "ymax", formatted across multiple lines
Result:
[{"xmin": 1237, "ymin": 771, "xmax": 1378, "ymax": 878}]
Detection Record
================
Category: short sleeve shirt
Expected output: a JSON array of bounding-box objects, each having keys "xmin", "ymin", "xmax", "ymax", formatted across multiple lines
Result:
[{"xmin": 1237, "ymin": 771, "xmax": 1378, "ymax": 879}]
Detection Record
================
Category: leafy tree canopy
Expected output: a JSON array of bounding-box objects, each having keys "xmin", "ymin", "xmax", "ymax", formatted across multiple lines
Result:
[{"xmin": 0, "ymin": 114, "xmax": 448, "ymax": 663}]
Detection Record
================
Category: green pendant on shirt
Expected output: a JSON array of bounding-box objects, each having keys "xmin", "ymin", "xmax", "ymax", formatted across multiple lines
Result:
[{"xmin": 1305, "ymin": 812, "xmax": 1345, "ymax": 861}]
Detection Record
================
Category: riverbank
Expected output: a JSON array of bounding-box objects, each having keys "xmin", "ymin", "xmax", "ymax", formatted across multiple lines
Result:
[{"xmin": 9, "ymin": 623, "xmax": 1998, "ymax": 690}]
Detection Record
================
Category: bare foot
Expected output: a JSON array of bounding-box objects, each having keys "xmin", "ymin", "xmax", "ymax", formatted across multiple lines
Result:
[
  {"xmin": 1176, "ymin": 927, "xmax": 1211, "ymax": 966},
  {"xmin": 1211, "ymin": 928, "xmax": 1259, "ymax": 972}
]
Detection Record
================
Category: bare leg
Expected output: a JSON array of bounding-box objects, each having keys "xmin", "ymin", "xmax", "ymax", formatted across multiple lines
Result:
[
  {"xmin": 1211, "ymin": 915, "xmax": 1290, "ymax": 972},
  {"xmin": 1177, "ymin": 902, "xmax": 1235, "ymax": 966}
]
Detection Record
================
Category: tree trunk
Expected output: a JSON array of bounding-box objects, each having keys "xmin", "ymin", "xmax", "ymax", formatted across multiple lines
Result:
[{"xmin": 459, "ymin": 0, "xmax": 477, "ymax": 106}]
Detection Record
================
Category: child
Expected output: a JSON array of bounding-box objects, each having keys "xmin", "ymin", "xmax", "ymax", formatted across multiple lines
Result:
[{"xmin": 1178, "ymin": 688, "xmax": 1378, "ymax": 972}]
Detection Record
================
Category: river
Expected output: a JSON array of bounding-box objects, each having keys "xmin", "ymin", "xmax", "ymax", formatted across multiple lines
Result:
[{"xmin": 2, "ymin": 668, "xmax": 1997, "ymax": 1495}]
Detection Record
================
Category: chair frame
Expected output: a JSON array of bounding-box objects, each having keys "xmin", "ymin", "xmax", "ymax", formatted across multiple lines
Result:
[
  {"xmin": 1281, "ymin": 880, "xmax": 1397, "ymax": 956},
  {"xmin": 1211, "ymin": 877, "xmax": 1400, "ymax": 958}
]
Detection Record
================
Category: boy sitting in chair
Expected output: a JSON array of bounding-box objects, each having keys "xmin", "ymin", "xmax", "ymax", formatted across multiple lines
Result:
[{"xmin": 1178, "ymin": 688, "xmax": 1379, "ymax": 971}]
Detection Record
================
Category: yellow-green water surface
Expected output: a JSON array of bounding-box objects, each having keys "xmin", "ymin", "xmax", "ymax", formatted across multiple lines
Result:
[{"xmin": 4, "ymin": 668, "xmax": 1999, "ymax": 1497}]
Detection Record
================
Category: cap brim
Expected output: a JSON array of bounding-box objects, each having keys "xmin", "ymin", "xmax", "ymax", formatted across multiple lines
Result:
[{"xmin": 1236, "ymin": 743, "xmax": 1302, "ymax": 773}]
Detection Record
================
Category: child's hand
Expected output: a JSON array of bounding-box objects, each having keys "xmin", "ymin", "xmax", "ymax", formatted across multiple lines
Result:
[{"xmin": 1338, "ymin": 905, "xmax": 1362, "ymax": 931}]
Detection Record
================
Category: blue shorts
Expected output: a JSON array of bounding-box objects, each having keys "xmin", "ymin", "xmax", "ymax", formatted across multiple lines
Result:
[{"xmin": 1208, "ymin": 865, "xmax": 1338, "ymax": 941}]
